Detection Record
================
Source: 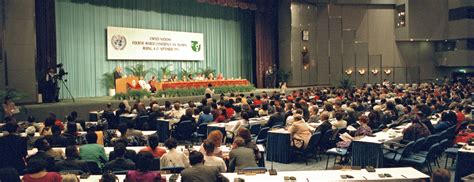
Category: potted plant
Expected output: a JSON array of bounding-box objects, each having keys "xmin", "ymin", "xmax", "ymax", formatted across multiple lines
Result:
[
  {"xmin": 181, "ymin": 68, "xmax": 193, "ymax": 81},
  {"xmin": 160, "ymin": 64, "xmax": 172, "ymax": 81},
  {"xmin": 102, "ymin": 72, "xmax": 116, "ymax": 96},
  {"xmin": 126, "ymin": 64, "xmax": 157, "ymax": 79},
  {"xmin": 277, "ymin": 70, "xmax": 292, "ymax": 85},
  {"xmin": 339, "ymin": 77, "xmax": 354, "ymax": 89},
  {"xmin": 198, "ymin": 67, "xmax": 216, "ymax": 79}
]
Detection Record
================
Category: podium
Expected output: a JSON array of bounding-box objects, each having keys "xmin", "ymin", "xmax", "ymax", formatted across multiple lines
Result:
[{"xmin": 115, "ymin": 76, "xmax": 138, "ymax": 94}]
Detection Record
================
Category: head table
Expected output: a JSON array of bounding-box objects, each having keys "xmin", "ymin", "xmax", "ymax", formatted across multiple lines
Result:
[{"xmin": 79, "ymin": 167, "xmax": 428, "ymax": 182}]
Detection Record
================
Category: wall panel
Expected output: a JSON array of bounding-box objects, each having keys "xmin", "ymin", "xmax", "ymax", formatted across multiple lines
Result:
[{"xmin": 56, "ymin": 0, "xmax": 254, "ymax": 98}]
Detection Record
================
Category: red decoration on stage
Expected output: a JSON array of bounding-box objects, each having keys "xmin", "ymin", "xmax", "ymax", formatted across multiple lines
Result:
[{"xmin": 159, "ymin": 80, "xmax": 250, "ymax": 90}]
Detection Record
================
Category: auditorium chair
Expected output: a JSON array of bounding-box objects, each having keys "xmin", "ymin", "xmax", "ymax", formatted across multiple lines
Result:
[
  {"xmin": 149, "ymin": 158, "xmax": 161, "ymax": 171},
  {"xmin": 170, "ymin": 120, "xmax": 196, "ymax": 143},
  {"xmin": 195, "ymin": 123, "xmax": 208, "ymax": 141},
  {"xmin": 383, "ymin": 140, "xmax": 415, "ymax": 167},
  {"xmin": 325, "ymin": 136, "xmax": 351, "ymax": 169},
  {"xmin": 136, "ymin": 115, "xmax": 150, "ymax": 130},
  {"xmin": 420, "ymin": 134, "xmax": 441, "ymax": 151},
  {"xmin": 84, "ymin": 160, "xmax": 102, "ymax": 174},
  {"xmin": 411, "ymin": 137, "xmax": 427, "ymax": 153},
  {"xmin": 249, "ymin": 124, "xmax": 261, "ymax": 138},
  {"xmin": 293, "ymin": 132, "xmax": 322, "ymax": 165},
  {"xmin": 254, "ymin": 127, "xmax": 269, "ymax": 145},
  {"xmin": 161, "ymin": 166, "xmax": 185, "ymax": 174},
  {"xmin": 400, "ymin": 143, "xmax": 441, "ymax": 175}
]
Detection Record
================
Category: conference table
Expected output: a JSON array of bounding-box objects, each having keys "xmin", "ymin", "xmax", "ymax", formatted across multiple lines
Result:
[
  {"xmin": 266, "ymin": 128, "xmax": 292, "ymax": 163},
  {"xmin": 82, "ymin": 167, "xmax": 428, "ymax": 181},
  {"xmin": 207, "ymin": 116, "xmax": 270, "ymax": 136},
  {"xmin": 455, "ymin": 144, "xmax": 474, "ymax": 181},
  {"xmin": 351, "ymin": 123, "xmax": 410, "ymax": 168},
  {"xmin": 157, "ymin": 79, "xmax": 250, "ymax": 90}
]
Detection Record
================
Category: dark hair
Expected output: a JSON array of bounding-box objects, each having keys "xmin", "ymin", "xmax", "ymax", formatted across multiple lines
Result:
[
  {"xmin": 236, "ymin": 128, "xmax": 252, "ymax": 143},
  {"xmin": 335, "ymin": 112, "xmax": 344, "ymax": 120},
  {"xmin": 44, "ymin": 117, "xmax": 55, "ymax": 127},
  {"xmin": 202, "ymin": 139, "xmax": 215, "ymax": 155},
  {"xmin": 431, "ymin": 169, "xmax": 451, "ymax": 182},
  {"xmin": 185, "ymin": 108, "xmax": 193, "ymax": 117},
  {"xmin": 70, "ymin": 111, "xmax": 78, "ymax": 119},
  {"xmin": 101, "ymin": 171, "xmax": 118, "ymax": 182},
  {"xmin": 0, "ymin": 167, "xmax": 20, "ymax": 182},
  {"xmin": 164, "ymin": 101, "xmax": 171, "ymax": 108},
  {"xmin": 119, "ymin": 102, "xmax": 126, "ymax": 110},
  {"xmin": 27, "ymin": 116, "xmax": 35, "ymax": 123},
  {"xmin": 65, "ymin": 145, "xmax": 80, "ymax": 159},
  {"xmin": 203, "ymin": 106, "xmax": 211, "ymax": 114},
  {"xmin": 51, "ymin": 125, "xmax": 61, "ymax": 135},
  {"xmin": 118, "ymin": 123, "xmax": 127, "ymax": 136},
  {"xmin": 164, "ymin": 138, "xmax": 178, "ymax": 149},
  {"xmin": 188, "ymin": 151, "xmax": 204, "ymax": 165},
  {"xmin": 113, "ymin": 143, "xmax": 126, "ymax": 157},
  {"xmin": 85, "ymin": 132, "xmax": 98, "ymax": 144},
  {"xmin": 136, "ymin": 151, "xmax": 154, "ymax": 172},
  {"xmin": 34, "ymin": 137, "xmax": 50, "ymax": 151},
  {"xmin": 66, "ymin": 122, "xmax": 77, "ymax": 134},
  {"xmin": 25, "ymin": 159, "xmax": 48, "ymax": 174},
  {"xmin": 242, "ymin": 112, "xmax": 250, "ymax": 120},
  {"xmin": 148, "ymin": 135, "xmax": 159, "ymax": 149},
  {"xmin": 4, "ymin": 121, "xmax": 18, "ymax": 133}
]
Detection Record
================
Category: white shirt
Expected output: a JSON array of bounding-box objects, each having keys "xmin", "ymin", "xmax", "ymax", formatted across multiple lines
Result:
[
  {"xmin": 204, "ymin": 155, "xmax": 227, "ymax": 172},
  {"xmin": 160, "ymin": 148, "xmax": 190, "ymax": 168}
]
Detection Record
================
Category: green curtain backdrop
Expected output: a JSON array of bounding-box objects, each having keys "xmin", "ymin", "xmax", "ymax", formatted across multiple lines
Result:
[{"xmin": 55, "ymin": 0, "xmax": 255, "ymax": 98}]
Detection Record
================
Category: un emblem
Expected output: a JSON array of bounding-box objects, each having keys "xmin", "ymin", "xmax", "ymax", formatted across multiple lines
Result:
[{"xmin": 111, "ymin": 35, "xmax": 127, "ymax": 50}]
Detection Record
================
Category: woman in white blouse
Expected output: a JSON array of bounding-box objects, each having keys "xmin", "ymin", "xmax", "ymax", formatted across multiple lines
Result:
[{"xmin": 202, "ymin": 140, "xmax": 227, "ymax": 172}]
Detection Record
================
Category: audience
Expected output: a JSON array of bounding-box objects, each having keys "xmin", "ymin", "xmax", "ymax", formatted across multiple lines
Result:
[
  {"xmin": 431, "ymin": 169, "xmax": 451, "ymax": 182},
  {"xmin": 0, "ymin": 122, "xmax": 27, "ymax": 173},
  {"xmin": 202, "ymin": 140, "xmax": 227, "ymax": 172},
  {"xmin": 55, "ymin": 145, "xmax": 89, "ymax": 173},
  {"xmin": 229, "ymin": 137, "xmax": 257, "ymax": 171},
  {"xmin": 22, "ymin": 159, "xmax": 62, "ymax": 182},
  {"xmin": 199, "ymin": 130, "xmax": 224, "ymax": 158},
  {"xmin": 289, "ymin": 115, "xmax": 314, "ymax": 148},
  {"xmin": 79, "ymin": 132, "xmax": 107, "ymax": 168},
  {"xmin": 125, "ymin": 151, "xmax": 165, "ymax": 182},
  {"xmin": 139, "ymin": 135, "xmax": 166, "ymax": 158},
  {"xmin": 105, "ymin": 143, "xmax": 136, "ymax": 171},
  {"xmin": 181, "ymin": 151, "xmax": 227, "ymax": 182},
  {"xmin": 160, "ymin": 138, "xmax": 190, "ymax": 168},
  {"xmin": 0, "ymin": 167, "xmax": 20, "ymax": 182}
]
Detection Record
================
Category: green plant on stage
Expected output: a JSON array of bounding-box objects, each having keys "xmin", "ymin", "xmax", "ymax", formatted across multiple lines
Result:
[
  {"xmin": 0, "ymin": 88, "xmax": 29, "ymax": 117},
  {"xmin": 113, "ymin": 93, "xmax": 127, "ymax": 100},
  {"xmin": 149, "ymin": 85, "xmax": 255, "ymax": 98},
  {"xmin": 102, "ymin": 72, "xmax": 115, "ymax": 90},
  {"xmin": 277, "ymin": 69, "xmax": 292, "ymax": 83},
  {"xmin": 159, "ymin": 64, "xmax": 172, "ymax": 81},
  {"xmin": 126, "ymin": 64, "xmax": 157, "ymax": 79},
  {"xmin": 181, "ymin": 68, "xmax": 194, "ymax": 81},
  {"xmin": 198, "ymin": 67, "xmax": 216, "ymax": 78},
  {"xmin": 339, "ymin": 77, "xmax": 354, "ymax": 89}
]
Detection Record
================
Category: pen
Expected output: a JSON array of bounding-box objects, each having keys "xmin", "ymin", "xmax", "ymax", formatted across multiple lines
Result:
[
  {"xmin": 306, "ymin": 178, "xmax": 309, "ymax": 182},
  {"xmin": 401, "ymin": 175, "xmax": 407, "ymax": 178},
  {"xmin": 363, "ymin": 176, "xmax": 367, "ymax": 180}
]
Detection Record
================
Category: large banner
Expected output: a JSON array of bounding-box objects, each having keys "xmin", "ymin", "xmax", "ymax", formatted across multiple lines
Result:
[{"xmin": 107, "ymin": 26, "xmax": 204, "ymax": 60}]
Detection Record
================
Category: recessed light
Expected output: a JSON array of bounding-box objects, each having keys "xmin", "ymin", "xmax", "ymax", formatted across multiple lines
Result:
[{"xmin": 410, "ymin": 39, "xmax": 414, "ymax": 42}]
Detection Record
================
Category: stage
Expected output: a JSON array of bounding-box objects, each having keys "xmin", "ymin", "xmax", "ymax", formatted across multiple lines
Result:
[{"xmin": 14, "ymin": 86, "xmax": 320, "ymax": 122}]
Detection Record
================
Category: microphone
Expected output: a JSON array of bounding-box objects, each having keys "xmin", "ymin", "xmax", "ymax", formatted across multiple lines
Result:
[{"xmin": 269, "ymin": 160, "xmax": 277, "ymax": 175}]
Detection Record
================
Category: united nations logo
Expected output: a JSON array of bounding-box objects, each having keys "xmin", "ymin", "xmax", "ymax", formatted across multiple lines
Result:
[{"xmin": 111, "ymin": 35, "xmax": 127, "ymax": 50}]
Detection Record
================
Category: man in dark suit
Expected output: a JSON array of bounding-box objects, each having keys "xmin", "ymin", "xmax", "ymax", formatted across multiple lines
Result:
[
  {"xmin": 267, "ymin": 106, "xmax": 285, "ymax": 128},
  {"xmin": 113, "ymin": 66, "xmax": 123, "ymax": 88},
  {"xmin": 315, "ymin": 113, "xmax": 332, "ymax": 134},
  {"xmin": 0, "ymin": 122, "xmax": 28, "ymax": 174},
  {"xmin": 181, "ymin": 151, "xmax": 227, "ymax": 182},
  {"xmin": 105, "ymin": 143, "xmax": 136, "ymax": 171},
  {"xmin": 55, "ymin": 145, "xmax": 89, "ymax": 173}
]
